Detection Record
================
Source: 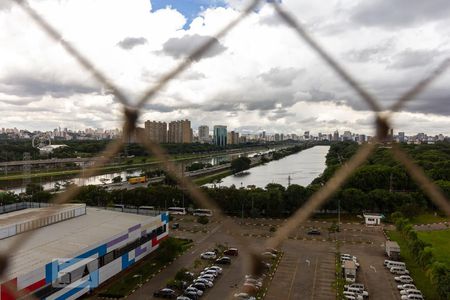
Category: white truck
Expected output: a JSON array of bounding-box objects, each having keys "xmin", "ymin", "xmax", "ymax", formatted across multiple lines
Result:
[
  {"xmin": 386, "ymin": 241, "xmax": 401, "ymax": 260},
  {"xmin": 343, "ymin": 260, "xmax": 357, "ymax": 283}
]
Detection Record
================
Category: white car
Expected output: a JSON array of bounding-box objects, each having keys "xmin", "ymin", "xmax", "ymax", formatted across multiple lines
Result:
[
  {"xmin": 390, "ymin": 267, "xmax": 410, "ymax": 275},
  {"xmin": 344, "ymin": 283, "xmax": 365, "ymax": 290},
  {"xmin": 198, "ymin": 274, "xmax": 215, "ymax": 282},
  {"xmin": 346, "ymin": 287, "xmax": 369, "ymax": 298},
  {"xmin": 401, "ymin": 294, "xmax": 423, "ymax": 300},
  {"xmin": 261, "ymin": 251, "xmax": 277, "ymax": 258},
  {"xmin": 206, "ymin": 266, "xmax": 223, "ymax": 274},
  {"xmin": 185, "ymin": 286, "xmax": 203, "ymax": 296},
  {"xmin": 234, "ymin": 292, "xmax": 256, "ymax": 300},
  {"xmin": 400, "ymin": 289, "xmax": 422, "ymax": 296},
  {"xmin": 245, "ymin": 278, "xmax": 263, "ymax": 287},
  {"xmin": 341, "ymin": 254, "xmax": 358, "ymax": 261},
  {"xmin": 395, "ymin": 275, "xmax": 414, "ymax": 283},
  {"xmin": 398, "ymin": 284, "xmax": 416, "ymax": 290},
  {"xmin": 200, "ymin": 269, "xmax": 219, "ymax": 277},
  {"xmin": 177, "ymin": 297, "xmax": 191, "ymax": 300},
  {"xmin": 341, "ymin": 257, "xmax": 360, "ymax": 268},
  {"xmin": 200, "ymin": 251, "xmax": 217, "ymax": 260},
  {"xmin": 343, "ymin": 291, "xmax": 363, "ymax": 300},
  {"xmin": 194, "ymin": 278, "xmax": 213, "ymax": 287}
]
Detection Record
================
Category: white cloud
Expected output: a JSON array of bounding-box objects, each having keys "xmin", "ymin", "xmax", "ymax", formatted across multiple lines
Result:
[{"xmin": 0, "ymin": 0, "xmax": 449, "ymax": 135}]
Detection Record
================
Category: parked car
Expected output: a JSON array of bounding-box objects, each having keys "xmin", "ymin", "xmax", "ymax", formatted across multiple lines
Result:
[
  {"xmin": 245, "ymin": 278, "xmax": 262, "ymax": 287},
  {"xmin": 183, "ymin": 290, "xmax": 199, "ymax": 300},
  {"xmin": 261, "ymin": 251, "xmax": 277, "ymax": 259},
  {"xmin": 154, "ymin": 288, "xmax": 177, "ymax": 298},
  {"xmin": 397, "ymin": 284, "xmax": 416, "ymax": 290},
  {"xmin": 194, "ymin": 278, "xmax": 213, "ymax": 287},
  {"xmin": 185, "ymin": 286, "xmax": 203, "ymax": 296},
  {"xmin": 200, "ymin": 269, "xmax": 219, "ymax": 277},
  {"xmin": 234, "ymin": 292, "xmax": 256, "ymax": 300},
  {"xmin": 176, "ymin": 297, "xmax": 191, "ymax": 300},
  {"xmin": 265, "ymin": 248, "xmax": 279, "ymax": 255},
  {"xmin": 395, "ymin": 275, "xmax": 414, "ymax": 283},
  {"xmin": 343, "ymin": 291, "xmax": 362, "ymax": 300},
  {"xmin": 198, "ymin": 274, "xmax": 215, "ymax": 282},
  {"xmin": 200, "ymin": 251, "xmax": 217, "ymax": 260},
  {"xmin": 191, "ymin": 282, "xmax": 206, "ymax": 291},
  {"xmin": 224, "ymin": 248, "xmax": 239, "ymax": 256},
  {"xmin": 400, "ymin": 295, "xmax": 423, "ymax": 300},
  {"xmin": 215, "ymin": 256, "xmax": 231, "ymax": 264},
  {"xmin": 344, "ymin": 283, "xmax": 364, "ymax": 290},
  {"xmin": 307, "ymin": 228, "xmax": 321, "ymax": 235},
  {"xmin": 207, "ymin": 266, "xmax": 223, "ymax": 274},
  {"xmin": 390, "ymin": 267, "xmax": 410, "ymax": 275},
  {"xmin": 346, "ymin": 286, "xmax": 368, "ymax": 298},
  {"xmin": 400, "ymin": 289, "xmax": 422, "ymax": 296}
]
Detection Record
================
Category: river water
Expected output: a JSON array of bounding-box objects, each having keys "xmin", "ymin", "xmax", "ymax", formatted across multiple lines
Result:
[
  {"xmin": 3, "ymin": 147, "xmax": 283, "ymax": 194},
  {"xmin": 214, "ymin": 145, "xmax": 330, "ymax": 188}
]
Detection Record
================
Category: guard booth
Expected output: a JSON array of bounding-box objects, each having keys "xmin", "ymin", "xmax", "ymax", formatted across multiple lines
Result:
[{"xmin": 363, "ymin": 213, "xmax": 383, "ymax": 225}]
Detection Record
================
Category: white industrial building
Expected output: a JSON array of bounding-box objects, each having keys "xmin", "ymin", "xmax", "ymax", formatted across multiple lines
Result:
[{"xmin": 0, "ymin": 205, "xmax": 168, "ymax": 299}]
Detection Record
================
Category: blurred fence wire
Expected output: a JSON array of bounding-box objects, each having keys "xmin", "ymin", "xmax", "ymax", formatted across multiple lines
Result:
[{"xmin": 1, "ymin": 0, "xmax": 449, "ymax": 299}]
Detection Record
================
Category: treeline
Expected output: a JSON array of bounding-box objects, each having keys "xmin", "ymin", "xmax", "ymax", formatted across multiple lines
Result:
[
  {"xmin": 391, "ymin": 213, "xmax": 449, "ymax": 299},
  {"xmin": 0, "ymin": 139, "xmax": 305, "ymax": 161},
  {"xmin": 312, "ymin": 141, "xmax": 450, "ymax": 216}
]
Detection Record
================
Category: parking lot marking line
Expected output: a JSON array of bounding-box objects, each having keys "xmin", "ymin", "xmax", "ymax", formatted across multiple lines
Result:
[
  {"xmin": 310, "ymin": 256, "xmax": 319, "ymax": 300},
  {"xmin": 286, "ymin": 257, "xmax": 301, "ymax": 300}
]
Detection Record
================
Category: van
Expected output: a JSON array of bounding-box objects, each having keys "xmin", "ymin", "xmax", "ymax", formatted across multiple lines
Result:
[
  {"xmin": 346, "ymin": 287, "xmax": 368, "ymax": 298},
  {"xmin": 387, "ymin": 261, "xmax": 406, "ymax": 269},
  {"xmin": 390, "ymin": 267, "xmax": 409, "ymax": 275}
]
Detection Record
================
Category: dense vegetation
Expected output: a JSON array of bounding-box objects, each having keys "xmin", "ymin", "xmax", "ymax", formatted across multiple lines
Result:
[
  {"xmin": 0, "ymin": 139, "xmax": 301, "ymax": 161},
  {"xmin": 390, "ymin": 213, "xmax": 449, "ymax": 299},
  {"xmin": 312, "ymin": 141, "xmax": 450, "ymax": 216}
]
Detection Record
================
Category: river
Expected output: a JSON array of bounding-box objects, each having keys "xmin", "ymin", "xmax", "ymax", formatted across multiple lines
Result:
[
  {"xmin": 213, "ymin": 145, "xmax": 330, "ymax": 188},
  {"xmin": 2, "ymin": 146, "xmax": 285, "ymax": 194}
]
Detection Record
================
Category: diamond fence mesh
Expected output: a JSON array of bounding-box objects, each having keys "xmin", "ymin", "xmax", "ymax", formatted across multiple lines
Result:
[{"xmin": 1, "ymin": 0, "xmax": 449, "ymax": 299}]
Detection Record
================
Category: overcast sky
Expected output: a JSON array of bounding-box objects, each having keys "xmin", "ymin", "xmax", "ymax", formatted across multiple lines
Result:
[{"xmin": 1, "ymin": 0, "xmax": 449, "ymax": 136}]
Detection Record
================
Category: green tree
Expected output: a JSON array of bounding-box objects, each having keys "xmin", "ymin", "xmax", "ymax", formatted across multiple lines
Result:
[
  {"xmin": 231, "ymin": 157, "xmax": 251, "ymax": 174},
  {"xmin": 25, "ymin": 183, "xmax": 44, "ymax": 195}
]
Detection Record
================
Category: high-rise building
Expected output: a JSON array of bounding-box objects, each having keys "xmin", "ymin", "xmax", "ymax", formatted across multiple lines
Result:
[
  {"xmin": 343, "ymin": 131, "xmax": 352, "ymax": 141},
  {"xmin": 274, "ymin": 133, "xmax": 280, "ymax": 142},
  {"xmin": 198, "ymin": 125, "xmax": 210, "ymax": 143},
  {"xmin": 168, "ymin": 120, "xmax": 192, "ymax": 143},
  {"xmin": 304, "ymin": 131, "xmax": 310, "ymax": 140},
  {"xmin": 213, "ymin": 125, "xmax": 227, "ymax": 147},
  {"xmin": 398, "ymin": 132, "xmax": 405, "ymax": 143},
  {"xmin": 333, "ymin": 130, "xmax": 339, "ymax": 141},
  {"xmin": 227, "ymin": 131, "xmax": 240, "ymax": 145},
  {"xmin": 144, "ymin": 120, "xmax": 167, "ymax": 143}
]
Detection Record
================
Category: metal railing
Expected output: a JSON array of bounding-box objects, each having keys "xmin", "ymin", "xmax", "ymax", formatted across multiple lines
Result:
[{"xmin": 1, "ymin": 0, "xmax": 449, "ymax": 299}]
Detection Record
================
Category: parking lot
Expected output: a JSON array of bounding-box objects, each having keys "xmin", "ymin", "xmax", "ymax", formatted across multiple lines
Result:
[{"xmin": 137, "ymin": 215, "xmax": 403, "ymax": 300}]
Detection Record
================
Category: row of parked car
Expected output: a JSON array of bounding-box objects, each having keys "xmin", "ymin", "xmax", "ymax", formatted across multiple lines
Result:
[
  {"xmin": 341, "ymin": 254, "xmax": 369, "ymax": 300},
  {"xmin": 153, "ymin": 248, "xmax": 239, "ymax": 299},
  {"xmin": 234, "ymin": 248, "xmax": 279, "ymax": 300},
  {"xmin": 153, "ymin": 265, "xmax": 223, "ymax": 299},
  {"xmin": 384, "ymin": 260, "xmax": 424, "ymax": 300}
]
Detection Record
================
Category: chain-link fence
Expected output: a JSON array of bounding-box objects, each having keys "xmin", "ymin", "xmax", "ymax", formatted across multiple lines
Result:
[{"xmin": 1, "ymin": 0, "xmax": 449, "ymax": 299}]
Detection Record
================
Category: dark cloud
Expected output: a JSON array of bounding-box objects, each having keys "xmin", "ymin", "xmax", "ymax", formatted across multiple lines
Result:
[
  {"xmin": 345, "ymin": 40, "xmax": 394, "ymax": 63},
  {"xmin": 117, "ymin": 37, "xmax": 148, "ymax": 50},
  {"xmin": 259, "ymin": 12, "xmax": 283, "ymax": 27},
  {"xmin": 161, "ymin": 34, "xmax": 227, "ymax": 60},
  {"xmin": 389, "ymin": 49, "xmax": 442, "ymax": 69},
  {"xmin": 351, "ymin": 0, "xmax": 450, "ymax": 28},
  {"xmin": 259, "ymin": 67, "xmax": 302, "ymax": 87},
  {"xmin": 1, "ymin": 75, "xmax": 98, "ymax": 98},
  {"xmin": 309, "ymin": 88, "xmax": 335, "ymax": 102}
]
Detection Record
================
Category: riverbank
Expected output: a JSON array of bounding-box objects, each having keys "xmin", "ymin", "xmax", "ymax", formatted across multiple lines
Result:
[{"xmin": 0, "ymin": 145, "xmax": 283, "ymax": 185}]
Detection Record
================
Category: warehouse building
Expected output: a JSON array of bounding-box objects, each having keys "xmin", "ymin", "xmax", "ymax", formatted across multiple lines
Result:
[{"xmin": 0, "ymin": 204, "xmax": 169, "ymax": 299}]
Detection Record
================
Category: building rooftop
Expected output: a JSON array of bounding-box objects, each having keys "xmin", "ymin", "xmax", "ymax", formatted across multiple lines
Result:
[{"xmin": 0, "ymin": 207, "xmax": 157, "ymax": 281}]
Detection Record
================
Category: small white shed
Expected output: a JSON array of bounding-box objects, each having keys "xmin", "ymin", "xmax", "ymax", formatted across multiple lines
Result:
[{"xmin": 363, "ymin": 213, "xmax": 383, "ymax": 225}]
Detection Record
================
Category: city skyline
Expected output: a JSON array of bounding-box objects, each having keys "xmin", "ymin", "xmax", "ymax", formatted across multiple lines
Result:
[{"xmin": 1, "ymin": 1, "xmax": 450, "ymax": 135}]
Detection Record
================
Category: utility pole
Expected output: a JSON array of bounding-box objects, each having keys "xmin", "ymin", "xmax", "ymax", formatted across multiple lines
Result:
[
  {"xmin": 338, "ymin": 197, "xmax": 341, "ymax": 232},
  {"xmin": 288, "ymin": 175, "xmax": 291, "ymax": 187}
]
